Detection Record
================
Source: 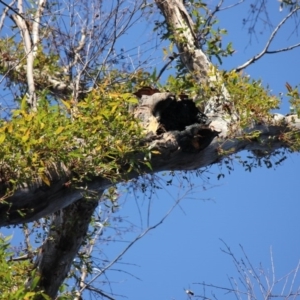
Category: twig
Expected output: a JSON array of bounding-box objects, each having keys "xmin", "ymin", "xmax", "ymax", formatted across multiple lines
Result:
[
  {"xmin": 289, "ymin": 260, "xmax": 300, "ymax": 296},
  {"xmin": 83, "ymin": 285, "xmax": 115, "ymax": 300},
  {"xmin": 218, "ymin": 0, "xmax": 245, "ymax": 11},
  {"xmin": 194, "ymin": 282, "xmax": 249, "ymax": 296},
  {"xmin": 81, "ymin": 197, "xmax": 182, "ymax": 293},
  {"xmin": 155, "ymin": 53, "xmax": 177, "ymax": 82},
  {"xmin": 240, "ymin": 244, "xmax": 267, "ymax": 295},
  {"xmin": 74, "ymin": 218, "xmax": 107, "ymax": 300},
  {"xmin": 235, "ymin": 6, "xmax": 300, "ymax": 72},
  {"xmin": 0, "ymin": 0, "xmax": 16, "ymax": 31},
  {"xmin": 266, "ymin": 42, "xmax": 300, "ymax": 54}
]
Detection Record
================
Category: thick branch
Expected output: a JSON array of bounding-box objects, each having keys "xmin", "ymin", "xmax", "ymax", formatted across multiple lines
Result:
[
  {"xmin": 155, "ymin": 0, "xmax": 210, "ymax": 84},
  {"xmin": 0, "ymin": 93, "xmax": 299, "ymax": 226},
  {"xmin": 34, "ymin": 196, "xmax": 101, "ymax": 299},
  {"xmin": 0, "ymin": 56, "xmax": 75, "ymax": 99},
  {"xmin": 154, "ymin": 0, "xmax": 234, "ymax": 136},
  {"xmin": 0, "ymin": 173, "xmax": 111, "ymax": 226}
]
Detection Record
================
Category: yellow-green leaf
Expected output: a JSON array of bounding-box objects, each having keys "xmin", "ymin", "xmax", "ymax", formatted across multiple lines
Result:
[
  {"xmin": 41, "ymin": 174, "xmax": 50, "ymax": 186},
  {"xmin": 55, "ymin": 126, "xmax": 64, "ymax": 134},
  {"xmin": 61, "ymin": 99, "xmax": 71, "ymax": 110},
  {"xmin": 0, "ymin": 133, "xmax": 5, "ymax": 144},
  {"xmin": 22, "ymin": 131, "xmax": 30, "ymax": 143}
]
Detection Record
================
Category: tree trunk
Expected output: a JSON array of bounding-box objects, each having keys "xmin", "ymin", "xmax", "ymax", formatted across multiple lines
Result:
[
  {"xmin": 1, "ymin": 1, "xmax": 300, "ymax": 298},
  {"xmin": 1, "ymin": 0, "xmax": 299, "ymax": 227}
]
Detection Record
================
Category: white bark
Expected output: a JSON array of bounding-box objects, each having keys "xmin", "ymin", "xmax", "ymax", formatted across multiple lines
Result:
[
  {"xmin": 32, "ymin": 0, "xmax": 47, "ymax": 57},
  {"xmin": 11, "ymin": 0, "xmax": 37, "ymax": 109}
]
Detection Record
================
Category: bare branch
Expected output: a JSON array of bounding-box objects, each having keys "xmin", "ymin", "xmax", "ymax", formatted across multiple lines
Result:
[
  {"xmin": 81, "ymin": 285, "xmax": 116, "ymax": 300},
  {"xmin": 195, "ymin": 240, "xmax": 300, "ymax": 299},
  {"xmin": 74, "ymin": 217, "xmax": 107, "ymax": 300},
  {"xmin": 82, "ymin": 196, "xmax": 182, "ymax": 292},
  {"xmin": 266, "ymin": 42, "xmax": 300, "ymax": 54},
  {"xmin": 218, "ymin": 0, "xmax": 245, "ymax": 11},
  {"xmin": 235, "ymin": 6, "xmax": 300, "ymax": 72},
  {"xmin": 11, "ymin": 4, "xmax": 37, "ymax": 109},
  {"xmin": 0, "ymin": 0, "xmax": 17, "ymax": 31},
  {"xmin": 32, "ymin": 0, "xmax": 47, "ymax": 57}
]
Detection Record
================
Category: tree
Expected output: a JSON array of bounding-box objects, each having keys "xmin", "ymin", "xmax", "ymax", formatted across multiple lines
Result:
[{"xmin": 0, "ymin": 0, "xmax": 299, "ymax": 298}]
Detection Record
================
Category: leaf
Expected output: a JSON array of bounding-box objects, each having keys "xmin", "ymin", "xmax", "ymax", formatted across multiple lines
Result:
[
  {"xmin": 151, "ymin": 150, "xmax": 160, "ymax": 154},
  {"xmin": 286, "ymin": 82, "xmax": 293, "ymax": 93},
  {"xmin": 55, "ymin": 126, "xmax": 64, "ymax": 134},
  {"xmin": 41, "ymin": 174, "xmax": 51, "ymax": 186},
  {"xmin": 144, "ymin": 161, "xmax": 152, "ymax": 170},
  {"xmin": 127, "ymin": 97, "xmax": 139, "ymax": 104},
  {"xmin": 0, "ymin": 133, "xmax": 5, "ymax": 144},
  {"xmin": 22, "ymin": 130, "xmax": 30, "ymax": 143},
  {"xmin": 41, "ymin": 293, "xmax": 51, "ymax": 300},
  {"xmin": 110, "ymin": 104, "xmax": 118, "ymax": 114},
  {"xmin": 217, "ymin": 173, "xmax": 225, "ymax": 180},
  {"xmin": 24, "ymin": 291, "xmax": 37, "ymax": 299},
  {"xmin": 30, "ymin": 274, "xmax": 40, "ymax": 289},
  {"xmin": 162, "ymin": 47, "xmax": 168, "ymax": 57},
  {"xmin": 61, "ymin": 99, "xmax": 71, "ymax": 110}
]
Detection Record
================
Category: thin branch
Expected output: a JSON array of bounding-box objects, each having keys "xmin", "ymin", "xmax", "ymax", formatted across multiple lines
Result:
[
  {"xmin": 235, "ymin": 6, "xmax": 300, "ymax": 72},
  {"xmin": 9, "ymin": 254, "xmax": 32, "ymax": 261},
  {"xmin": 239, "ymin": 244, "xmax": 267, "ymax": 295},
  {"xmin": 203, "ymin": 0, "xmax": 224, "ymax": 30},
  {"xmin": 32, "ymin": 0, "xmax": 47, "ymax": 57},
  {"xmin": 218, "ymin": 0, "xmax": 245, "ymax": 11},
  {"xmin": 195, "ymin": 282, "xmax": 249, "ymax": 296},
  {"xmin": 83, "ymin": 285, "xmax": 116, "ymax": 300},
  {"xmin": 0, "ymin": 0, "xmax": 17, "ymax": 31},
  {"xmin": 289, "ymin": 260, "xmax": 300, "ymax": 296},
  {"xmin": 0, "ymin": 0, "xmax": 25, "ymax": 22},
  {"xmin": 11, "ymin": 1, "xmax": 37, "ymax": 109},
  {"xmin": 266, "ymin": 42, "xmax": 300, "ymax": 54},
  {"xmin": 81, "ymin": 197, "xmax": 182, "ymax": 293},
  {"xmin": 74, "ymin": 218, "xmax": 107, "ymax": 300},
  {"xmin": 270, "ymin": 246, "xmax": 276, "ymax": 293},
  {"xmin": 155, "ymin": 53, "xmax": 177, "ymax": 82}
]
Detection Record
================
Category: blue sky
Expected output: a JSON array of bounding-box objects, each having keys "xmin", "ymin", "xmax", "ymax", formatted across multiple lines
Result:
[
  {"xmin": 94, "ymin": 2, "xmax": 300, "ymax": 299},
  {"xmin": 1, "ymin": 1, "xmax": 300, "ymax": 299}
]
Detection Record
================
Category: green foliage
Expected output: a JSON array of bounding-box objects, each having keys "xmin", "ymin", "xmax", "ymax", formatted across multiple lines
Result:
[
  {"xmin": 0, "ymin": 234, "xmax": 49, "ymax": 300},
  {"xmin": 0, "ymin": 38, "xmax": 63, "ymax": 99},
  {"xmin": 154, "ymin": 0, "xmax": 234, "ymax": 72},
  {"xmin": 0, "ymin": 85, "xmax": 146, "ymax": 193},
  {"xmin": 164, "ymin": 68, "xmax": 280, "ymax": 128},
  {"xmin": 286, "ymin": 82, "xmax": 300, "ymax": 117},
  {"xmin": 224, "ymin": 71, "xmax": 280, "ymax": 128},
  {"xmin": 164, "ymin": 73, "xmax": 200, "ymax": 98},
  {"xmin": 187, "ymin": 1, "xmax": 235, "ymax": 63}
]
